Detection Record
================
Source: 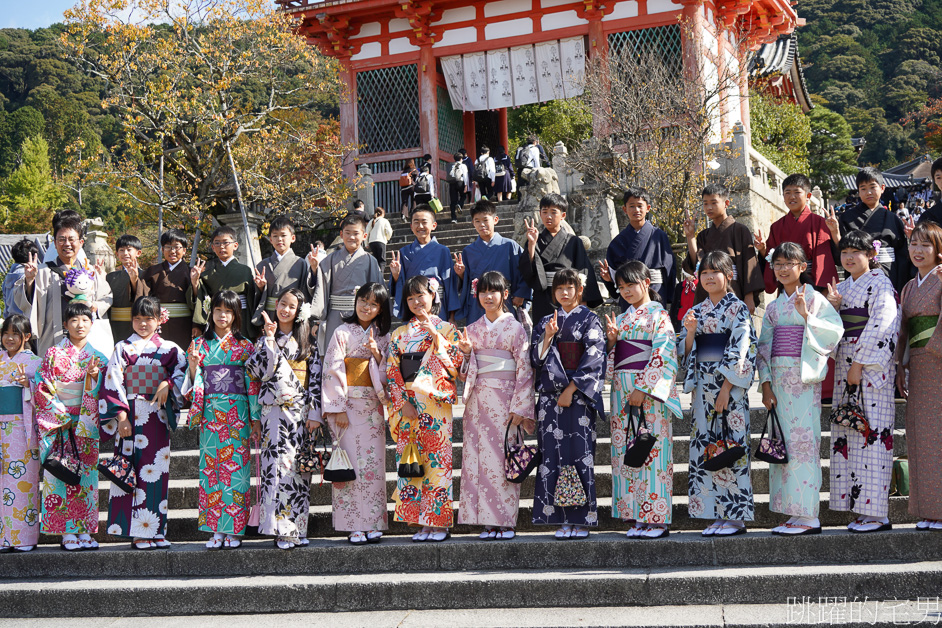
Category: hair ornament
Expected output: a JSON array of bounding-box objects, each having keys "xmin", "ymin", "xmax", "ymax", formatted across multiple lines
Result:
[
  {"xmin": 159, "ymin": 308, "xmax": 170, "ymax": 325},
  {"xmin": 297, "ymin": 302, "xmax": 315, "ymax": 322},
  {"xmin": 765, "ymin": 248, "xmax": 775, "ymax": 264},
  {"xmin": 471, "ymin": 278, "xmax": 478, "ymax": 295},
  {"xmin": 426, "ymin": 276, "xmax": 441, "ymax": 304},
  {"xmin": 873, "ymin": 241, "xmax": 882, "ymax": 253}
]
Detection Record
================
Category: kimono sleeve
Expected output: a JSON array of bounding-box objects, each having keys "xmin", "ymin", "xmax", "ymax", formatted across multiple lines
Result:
[
  {"xmin": 33, "ymin": 348, "xmax": 72, "ymax": 435},
  {"xmin": 895, "ymin": 280, "xmax": 915, "ymax": 365},
  {"xmin": 183, "ymin": 338, "xmax": 208, "ymax": 428},
  {"xmin": 93, "ymin": 268, "xmax": 113, "ymax": 318},
  {"xmin": 99, "ymin": 344, "xmax": 129, "ymax": 433},
  {"xmin": 657, "ymin": 232, "xmax": 678, "ymax": 309},
  {"xmin": 675, "ymin": 308, "xmax": 698, "ymax": 394},
  {"xmin": 631, "ymin": 309, "xmax": 678, "ymax": 403},
  {"xmin": 510, "ymin": 323, "xmax": 535, "ymax": 419},
  {"xmin": 306, "ymin": 340, "xmax": 323, "ymax": 425},
  {"xmin": 568, "ymin": 314, "xmax": 606, "ymax": 402},
  {"xmin": 735, "ymin": 225, "xmax": 765, "ymax": 299},
  {"xmin": 519, "ymin": 244, "xmax": 547, "ymax": 293},
  {"xmin": 922, "ymin": 279, "xmax": 942, "ymax": 359},
  {"xmin": 439, "ymin": 248, "xmax": 461, "ymax": 317},
  {"xmin": 311, "ymin": 259, "xmax": 329, "ymax": 323},
  {"xmin": 571, "ymin": 238, "xmax": 603, "ymax": 308},
  {"xmin": 386, "ymin": 330, "xmax": 408, "ymax": 414},
  {"xmin": 245, "ymin": 336, "xmax": 278, "ymax": 383},
  {"xmin": 530, "ymin": 315, "xmax": 568, "ymax": 394},
  {"xmin": 508, "ymin": 241, "xmax": 533, "ymax": 302},
  {"xmin": 801, "ymin": 287, "xmax": 844, "ymax": 384},
  {"xmin": 250, "ymin": 261, "xmax": 271, "ymax": 327},
  {"xmin": 321, "ymin": 327, "xmax": 349, "ymax": 414},
  {"xmin": 192, "ymin": 276, "xmax": 210, "ymax": 326},
  {"xmin": 717, "ymin": 302, "xmax": 758, "ymax": 390},
  {"xmin": 756, "ymin": 302, "xmax": 776, "ymax": 385},
  {"xmin": 242, "ymin": 341, "xmax": 261, "ymax": 421},
  {"xmin": 854, "ymin": 274, "xmax": 900, "ymax": 384},
  {"xmin": 370, "ymin": 333, "xmax": 390, "ymax": 403}
]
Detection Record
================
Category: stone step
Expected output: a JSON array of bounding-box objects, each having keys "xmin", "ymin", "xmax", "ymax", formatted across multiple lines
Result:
[
  {"xmin": 7, "ymin": 528, "xmax": 939, "ymax": 580},
  {"xmin": 1, "ymin": 553, "xmax": 938, "ymax": 617},
  {"xmin": 57, "ymin": 493, "xmax": 916, "ymax": 544}
]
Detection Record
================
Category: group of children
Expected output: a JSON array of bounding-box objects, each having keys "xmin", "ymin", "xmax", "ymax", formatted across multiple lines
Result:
[{"xmin": 1, "ymin": 163, "xmax": 941, "ymax": 553}]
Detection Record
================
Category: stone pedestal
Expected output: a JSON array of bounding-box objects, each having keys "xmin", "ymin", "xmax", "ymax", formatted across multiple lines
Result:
[
  {"xmin": 83, "ymin": 217, "xmax": 115, "ymax": 273},
  {"xmin": 355, "ymin": 164, "xmax": 376, "ymax": 217},
  {"xmin": 217, "ymin": 211, "xmax": 264, "ymax": 267}
]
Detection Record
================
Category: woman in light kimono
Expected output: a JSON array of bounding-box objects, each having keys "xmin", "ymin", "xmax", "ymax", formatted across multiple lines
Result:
[
  {"xmin": 0, "ymin": 315, "xmax": 42, "ymax": 551},
  {"xmin": 895, "ymin": 222, "xmax": 942, "ymax": 530},
  {"xmin": 604, "ymin": 261, "xmax": 681, "ymax": 540},
  {"xmin": 678, "ymin": 252, "xmax": 757, "ymax": 537},
  {"xmin": 825, "ymin": 230, "xmax": 900, "ymax": 533},
  {"xmin": 184, "ymin": 290, "xmax": 260, "ymax": 550},
  {"xmin": 246, "ymin": 288, "xmax": 322, "ymax": 550},
  {"xmin": 387, "ymin": 275, "xmax": 464, "ymax": 543},
  {"xmin": 757, "ymin": 242, "xmax": 843, "ymax": 536},
  {"xmin": 35, "ymin": 302, "xmax": 107, "ymax": 551},
  {"xmin": 458, "ymin": 271, "xmax": 534, "ymax": 540},
  {"xmin": 532, "ymin": 268, "xmax": 607, "ymax": 540},
  {"xmin": 319, "ymin": 282, "xmax": 391, "ymax": 545},
  {"xmin": 100, "ymin": 296, "xmax": 187, "ymax": 549}
]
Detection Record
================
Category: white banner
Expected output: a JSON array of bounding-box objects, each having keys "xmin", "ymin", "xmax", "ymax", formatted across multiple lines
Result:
[
  {"xmin": 440, "ymin": 55, "xmax": 467, "ymax": 110},
  {"xmin": 559, "ymin": 36, "xmax": 586, "ymax": 99},
  {"xmin": 462, "ymin": 52, "xmax": 489, "ymax": 111},
  {"xmin": 535, "ymin": 40, "xmax": 564, "ymax": 101},
  {"xmin": 510, "ymin": 45, "xmax": 540, "ymax": 106},
  {"xmin": 486, "ymin": 49, "xmax": 514, "ymax": 109}
]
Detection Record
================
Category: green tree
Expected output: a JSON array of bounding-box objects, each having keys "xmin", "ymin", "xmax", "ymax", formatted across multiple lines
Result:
[
  {"xmin": 807, "ymin": 105, "xmax": 858, "ymax": 196},
  {"xmin": 749, "ymin": 90, "xmax": 812, "ymax": 175},
  {"xmin": 508, "ymin": 99, "xmax": 593, "ymax": 154},
  {"xmin": 0, "ymin": 106, "xmax": 45, "ymax": 178},
  {"xmin": 1, "ymin": 135, "xmax": 67, "ymax": 232}
]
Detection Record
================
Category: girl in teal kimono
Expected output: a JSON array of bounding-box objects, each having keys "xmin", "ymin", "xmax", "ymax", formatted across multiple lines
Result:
[
  {"xmin": 184, "ymin": 290, "xmax": 260, "ymax": 550},
  {"xmin": 34, "ymin": 302, "xmax": 107, "ymax": 551},
  {"xmin": 678, "ymin": 251, "xmax": 758, "ymax": 536},
  {"xmin": 757, "ymin": 243, "xmax": 843, "ymax": 536},
  {"xmin": 604, "ymin": 262, "xmax": 682, "ymax": 539}
]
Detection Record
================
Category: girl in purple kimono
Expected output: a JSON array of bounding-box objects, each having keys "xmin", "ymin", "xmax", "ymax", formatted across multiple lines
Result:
[{"xmin": 101, "ymin": 297, "xmax": 187, "ymax": 549}]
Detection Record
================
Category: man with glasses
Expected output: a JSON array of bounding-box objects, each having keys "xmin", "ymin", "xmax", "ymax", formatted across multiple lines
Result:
[
  {"xmin": 138, "ymin": 229, "xmax": 198, "ymax": 351},
  {"xmin": 15, "ymin": 214, "xmax": 113, "ymax": 355},
  {"xmin": 191, "ymin": 225, "xmax": 259, "ymax": 340}
]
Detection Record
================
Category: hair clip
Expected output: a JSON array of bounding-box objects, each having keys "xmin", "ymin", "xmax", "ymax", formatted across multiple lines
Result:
[
  {"xmin": 426, "ymin": 277, "xmax": 441, "ymax": 304},
  {"xmin": 297, "ymin": 302, "xmax": 314, "ymax": 322},
  {"xmin": 159, "ymin": 308, "xmax": 170, "ymax": 325},
  {"xmin": 765, "ymin": 247, "xmax": 775, "ymax": 264},
  {"xmin": 873, "ymin": 241, "xmax": 882, "ymax": 252},
  {"xmin": 471, "ymin": 278, "xmax": 478, "ymax": 295}
]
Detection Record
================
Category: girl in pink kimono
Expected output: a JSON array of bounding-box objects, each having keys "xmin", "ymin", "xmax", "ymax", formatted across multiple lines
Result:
[
  {"xmin": 457, "ymin": 271, "xmax": 534, "ymax": 540},
  {"xmin": 0, "ymin": 315, "xmax": 42, "ymax": 551},
  {"xmin": 318, "ymin": 283, "xmax": 391, "ymax": 545}
]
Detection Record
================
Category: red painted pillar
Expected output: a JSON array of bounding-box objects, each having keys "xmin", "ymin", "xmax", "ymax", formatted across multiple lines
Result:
[
  {"xmin": 418, "ymin": 44, "xmax": 440, "ymax": 173},
  {"xmin": 338, "ymin": 57, "xmax": 358, "ymax": 179},
  {"xmin": 587, "ymin": 16, "xmax": 609, "ymax": 137},
  {"xmin": 463, "ymin": 111, "xmax": 477, "ymax": 159},
  {"xmin": 498, "ymin": 108, "xmax": 509, "ymax": 151}
]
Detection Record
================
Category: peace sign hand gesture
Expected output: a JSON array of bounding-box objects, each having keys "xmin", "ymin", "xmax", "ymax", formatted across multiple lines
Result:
[
  {"xmin": 826, "ymin": 281, "xmax": 842, "ymax": 309},
  {"xmin": 456, "ymin": 328, "xmax": 473, "ymax": 354},
  {"xmin": 190, "ymin": 258, "xmax": 206, "ymax": 290},
  {"xmin": 826, "ymin": 207, "xmax": 840, "ymax": 239},
  {"xmin": 390, "ymin": 250, "xmax": 402, "ymax": 281},
  {"xmin": 524, "ymin": 217, "xmax": 539, "ymax": 258},
  {"xmin": 187, "ymin": 342, "xmax": 201, "ymax": 372},
  {"xmin": 794, "ymin": 287, "xmax": 809, "ymax": 320},
  {"xmin": 604, "ymin": 311, "xmax": 618, "ymax": 344},
  {"xmin": 682, "ymin": 217, "xmax": 697, "ymax": 240},
  {"xmin": 306, "ymin": 244, "xmax": 320, "ymax": 272},
  {"xmin": 598, "ymin": 259, "xmax": 612, "ymax": 283},
  {"xmin": 23, "ymin": 252, "xmax": 38, "ymax": 286},
  {"xmin": 253, "ymin": 268, "xmax": 267, "ymax": 290},
  {"xmin": 261, "ymin": 311, "xmax": 277, "ymax": 338},
  {"xmin": 364, "ymin": 327, "xmax": 382, "ymax": 362},
  {"xmin": 904, "ymin": 215, "xmax": 916, "ymax": 238},
  {"xmin": 545, "ymin": 310, "xmax": 559, "ymax": 339},
  {"xmin": 453, "ymin": 252, "xmax": 465, "ymax": 279},
  {"xmin": 753, "ymin": 228, "xmax": 766, "ymax": 256},
  {"xmin": 14, "ymin": 364, "xmax": 29, "ymax": 387}
]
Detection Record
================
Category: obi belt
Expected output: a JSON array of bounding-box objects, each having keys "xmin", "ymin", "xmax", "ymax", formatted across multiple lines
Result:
[
  {"xmin": 840, "ymin": 307, "xmax": 868, "ymax": 342},
  {"xmin": 58, "ymin": 380, "xmax": 86, "ymax": 415},
  {"xmin": 613, "ymin": 339, "xmax": 652, "ymax": 371},
  {"xmin": 126, "ymin": 363, "xmax": 167, "ymax": 398},
  {"xmin": 771, "ymin": 325, "xmax": 803, "ymax": 359},
  {"xmin": 0, "ymin": 386, "xmax": 23, "ymax": 416},
  {"xmin": 344, "ymin": 358, "xmax": 371, "ymax": 387},
  {"xmin": 475, "ymin": 349, "xmax": 516, "ymax": 381},
  {"xmin": 558, "ymin": 342, "xmax": 584, "ymax": 371},
  {"xmin": 203, "ymin": 365, "xmax": 247, "ymax": 395},
  {"xmin": 696, "ymin": 332, "xmax": 731, "ymax": 363},
  {"xmin": 909, "ymin": 316, "xmax": 937, "ymax": 349},
  {"xmin": 288, "ymin": 359, "xmax": 309, "ymax": 388},
  {"xmin": 400, "ymin": 352, "xmax": 425, "ymax": 383},
  {"xmin": 329, "ymin": 295, "xmax": 356, "ymax": 313}
]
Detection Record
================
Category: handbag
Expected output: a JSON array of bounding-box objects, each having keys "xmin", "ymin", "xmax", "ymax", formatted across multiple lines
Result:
[
  {"xmin": 890, "ymin": 457, "xmax": 909, "ymax": 496},
  {"xmin": 296, "ymin": 426, "xmax": 331, "ymax": 474},
  {"xmin": 248, "ymin": 434, "xmax": 261, "ymax": 527},
  {"xmin": 754, "ymin": 406, "xmax": 789, "ymax": 464},
  {"xmin": 504, "ymin": 421, "xmax": 541, "ymax": 483},
  {"xmin": 428, "ymin": 198, "xmax": 444, "ymax": 213},
  {"xmin": 397, "ymin": 430, "xmax": 424, "ymax": 478},
  {"xmin": 323, "ymin": 428, "xmax": 357, "ymax": 483},
  {"xmin": 554, "ymin": 464, "xmax": 587, "ymax": 507},
  {"xmin": 623, "ymin": 405, "xmax": 657, "ymax": 469},
  {"xmin": 702, "ymin": 409, "xmax": 747, "ymax": 472},
  {"xmin": 829, "ymin": 383, "xmax": 871, "ymax": 435},
  {"xmin": 42, "ymin": 428, "xmax": 82, "ymax": 486},
  {"xmin": 98, "ymin": 438, "xmax": 138, "ymax": 493}
]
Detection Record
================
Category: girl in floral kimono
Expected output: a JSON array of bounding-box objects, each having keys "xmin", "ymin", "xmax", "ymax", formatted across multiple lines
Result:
[
  {"xmin": 35, "ymin": 302, "xmax": 107, "ymax": 551},
  {"xmin": 319, "ymin": 282, "xmax": 391, "ymax": 545},
  {"xmin": 458, "ymin": 271, "xmax": 534, "ymax": 540},
  {"xmin": 387, "ymin": 275, "xmax": 464, "ymax": 543},
  {"xmin": 895, "ymin": 222, "xmax": 942, "ymax": 530},
  {"xmin": 678, "ymin": 252, "xmax": 757, "ymax": 537},
  {"xmin": 0, "ymin": 315, "xmax": 42, "ymax": 551},
  {"xmin": 246, "ymin": 288, "xmax": 322, "ymax": 550},
  {"xmin": 532, "ymin": 268, "xmax": 606, "ymax": 540},
  {"xmin": 757, "ymin": 243, "xmax": 843, "ymax": 536},
  {"xmin": 184, "ymin": 290, "xmax": 260, "ymax": 550},
  {"xmin": 825, "ymin": 230, "xmax": 900, "ymax": 533},
  {"xmin": 604, "ymin": 261, "xmax": 681, "ymax": 539},
  {"xmin": 101, "ymin": 296, "xmax": 187, "ymax": 549}
]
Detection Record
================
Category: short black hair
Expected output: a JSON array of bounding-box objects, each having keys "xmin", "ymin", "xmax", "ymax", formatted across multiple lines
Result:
[
  {"xmin": 132, "ymin": 295, "xmax": 162, "ymax": 319},
  {"xmin": 341, "ymin": 213, "xmax": 368, "ymax": 231},
  {"xmin": 64, "ymin": 301, "xmax": 94, "ymax": 323},
  {"xmin": 454, "ymin": 152, "xmax": 462, "ymax": 161},
  {"xmin": 698, "ymin": 251, "xmax": 735, "ymax": 293},
  {"xmin": 769, "ymin": 242, "xmax": 813, "ymax": 291},
  {"xmin": 459, "ymin": 148, "xmax": 468, "ymax": 156},
  {"xmin": 11, "ymin": 238, "xmax": 39, "ymax": 265},
  {"xmin": 475, "ymin": 271, "xmax": 509, "ymax": 312},
  {"xmin": 540, "ymin": 193, "xmax": 568, "ymax": 213},
  {"xmin": 402, "ymin": 275, "xmax": 441, "ymax": 321},
  {"xmin": 838, "ymin": 230, "xmax": 878, "ymax": 269},
  {"xmin": 411, "ymin": 204, "xmax": 436, "ymax": 221},
  {"xmin": 932, "ymin": 157, "xmax": 942, "ymax": 181},
  {"xmin": 623, "ymin": 187, "xmax": 652, "ymax": 207},
  {"xmin": 268, "ymin": 216, "xmax": 295, "ymax": 234},
  {"xmin": 614, "ymin": 261, "xmax": 660, "ymax": 302},
  {"xmin": 782, "ymin": 173, "xmax": 812, "ymax": 192},
  {"xmin": 470, "ymin": 199, "xmax": 498, "ymax": 218},
  {"xmin": 210, "ymin": 225, "xmax": 238, "ymax": 241},
  {"xmin": 552, "ymin": 268, "xmax": 583, "ymax": 291},
  {"xmin": 54, "ymin": 216, "xmax": 85, "ymax": 240},
  {"xmin": 856, "ymin": 167, "xmax": 885, "ymax": 188},
  {"xmin": 52, "ymin": 210, "xmax": 82, "ymax": 234},
  {"xmin": 202, "ymin": 290, "xmax": 244, "ymax": 341},
  {"xmin": 341, "ymin": 282, "xmax": 391, "ymax": 336},
  {"xmin": 352, "ymin": 199, "xmax": 365, "ymax": 210},
  {"xmin": 701, "ymin": 183, "xmax": 729, "ymax": 199},
  {"xmin": 1, "ymin": 314, "xmax": 31, "ymax": 342},
  {"xmin": 116, "ymin": 234, "xmax": 143, "ymax": 251},
  {"xmin": 160, "ymin": 229, "xmax": 188, "ymax": 248},
  {"xmin": 480, "ymin": 145, "xmax": 490, "ymax": 153}
]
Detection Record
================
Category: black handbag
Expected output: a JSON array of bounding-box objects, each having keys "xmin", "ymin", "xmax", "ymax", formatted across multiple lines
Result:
[
  {"xmin": 829, "ymin": 383, "xmax": 871, "ymax": 435},
  {"xmin": 296, "ymin": 425, "xmax": 331, "ymax": 474},
  {"xmin": 43, "ymin": 428, "xmax": 82, "ymax": 486},
  {"xmin": 98, "ymin": 438, "xmax": 138, "ymax": 493},
  {"xmin": 504, "ymin": 421, "xmax": 541, "ymax": 483},
  {"xmin": 322, "ymin": 427, "xmax": 357, "ymax": 483},
  {"xmin": 702, "ymin": 409, "xmax": 747, "ymax": 472},
  {"xmin": 623, "ymin": 405, "xmax": 656, "ymax": 468},
  {"xmin": 754, "ymin": 406, "xmax": 788, "ymax": 464}
]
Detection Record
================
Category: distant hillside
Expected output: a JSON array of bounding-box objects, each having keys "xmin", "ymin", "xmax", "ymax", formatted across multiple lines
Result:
[{"xmin": 798, "ymin": 0, "xmax": 942, "ymax": 166}]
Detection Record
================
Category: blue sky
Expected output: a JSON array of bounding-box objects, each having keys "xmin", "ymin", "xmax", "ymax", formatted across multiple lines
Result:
[{"xmin": 1, "ymin": 1, "xmax": 77, "ymax": 29}]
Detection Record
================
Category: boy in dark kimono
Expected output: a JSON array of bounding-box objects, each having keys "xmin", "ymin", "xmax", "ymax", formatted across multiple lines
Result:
[
  {"xmin": 138, "ymin": 229, "xmax": 195, "ymax": 351},
  {"xmin": 827, "ymin": 167, "xmax": 911, "ymax": 294},
  {"xmin": 600, "ymin": 188, "xmax": 676, "ymax": 312},
  {"xmin": 682, "ymin": 183, "xmax": 764, "ymax": 313},
  {"xmin": 312, "ymin": 213, "xmax": 383, "ymax": 353},
  {"xmin": 455, "ymin": 199, "xmax": 531, "ymax": 324},
  {"xmin": 191, "ymin": 225, "xmax": 259, "ymax": 340},
  {"xmin": 107, "ymin": 234, "xmax": 144, "ymax": 342},
  {"xmin": 389, "ymin": 205, "xmax": 460, "ymax": 321},
  {"xmin": 520, "ymin": 193, "xmax": 603, "ymax": 323},
  {"xmin": 252, "ymin": 216, "xmax": 315, "ymax": 327}
]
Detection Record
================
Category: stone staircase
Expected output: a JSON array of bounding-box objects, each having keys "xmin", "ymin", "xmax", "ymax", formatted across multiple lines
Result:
[
  {"xmin": 385, "ymin": 200, "xmax": 519, "ymax": 259},
  {"xmin": 3, "ymin": 381, "xmax": 940, "ymax": 620}
]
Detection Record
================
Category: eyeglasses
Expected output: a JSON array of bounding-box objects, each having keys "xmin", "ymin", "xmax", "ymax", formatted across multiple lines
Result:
[
  {"xmin": 56, "ymin": 237, "xmax": 81, "ymax": 245},
  {"xmin": 772, "ymin": 262, "xmax": 800, "ymax": 271},
  {"xmin": 212, "ymin": 240, "xmax": 237, "ymax": 248},
  {"xmin": 162, "ymin": 245, "xmax": 185, "ymax": 252}
]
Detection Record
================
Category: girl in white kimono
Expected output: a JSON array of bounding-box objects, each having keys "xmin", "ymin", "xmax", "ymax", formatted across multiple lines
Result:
[
  {"xmin": 757, "ymin": 243, "xmax": 843, "ymax": 536},
  {"xmin": 825, "ymin": 230, "xmax": 900, "ymax": 533},
  {"xmin": 318, "ymin": 282, "xmax": 391, "ymax": 544}
]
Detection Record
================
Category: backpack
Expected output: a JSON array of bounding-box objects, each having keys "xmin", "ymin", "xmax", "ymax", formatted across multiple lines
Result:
[
  {"xmin": 414, "ymin": 174, "xmax": 430, "ymax": 194},
  {"xmin": 473, "ymin": 158, "xmax": 489, "ymax": 183},
  {"xmin": 495, "ymin": 159, "xmax": 506, "ymax": 177},
  {"xmin": 446, "ymin": 162, "xmax": 463, "ymax": 185},
  {"xmin": 514, "ymin": 146, "xmax": 528, "ymax": 173},
  {"xmin": 399, "ymin": 171, "xmax": 413, "ymax": 188}
]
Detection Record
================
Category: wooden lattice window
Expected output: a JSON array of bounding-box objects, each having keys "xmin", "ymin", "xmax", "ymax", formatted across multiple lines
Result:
[
  {"xmin": 357, "ymin": 65, "xmax": 420, "ymax": 154},
  {"xmin": 607, "ymin": 24, "xmax": 683, "ymax": 76},
  {"xmin": 438, "ymin": 85, "xmax": 464, "ymax": 156}
]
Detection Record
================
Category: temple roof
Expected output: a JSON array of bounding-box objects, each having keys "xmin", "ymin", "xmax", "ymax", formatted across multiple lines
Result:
[
  {"xmin": 885, "ymin": 154, "xmax": 934, "ymax": 179},
  {"xmin": 748, "ymin": 33, "xmax": 813, "ymax": 113}
]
